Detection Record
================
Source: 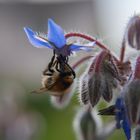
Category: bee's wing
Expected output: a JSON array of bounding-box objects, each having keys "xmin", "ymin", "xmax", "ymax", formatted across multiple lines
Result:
[
  {"xmin": 31, "ymin": 81, "xmax": 57, "ymax": 94},
  {"xmin": 31, "ymin": 87, "xmax": 48, "ymax": 94},
  {"xmin": 47, "ymin": 80, "xmax": 57, "ymax": 90}
]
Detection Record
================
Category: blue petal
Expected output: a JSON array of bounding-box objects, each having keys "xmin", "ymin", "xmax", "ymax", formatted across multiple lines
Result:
[
  {"xmin": 47, "ymin": 19, "xmax": 66, "ymax": 48},
  {"xmin": 122, "ymin": 119, "xmax": 131, "ymax": 140},
  {"xmin": 70, "ymin": 44, "xmax": 93, "ymax": 52},
  {"xmin": 116, "ymin": 98, "xmax": 123, "ymax": 110},
  {"xmin": 115, "ymin": 98, "xmax": 123, "ymax": 128},
  {"xmin": 115, "ymin": 98, "xmax": 131, "ymax": 140},
  {"xmin": 122, "ymin": 105, "xmax": 131, "ymax": 140},
  {"xmin": 24, "ymin": 27, "xmax": 52, "ymax": 49}
]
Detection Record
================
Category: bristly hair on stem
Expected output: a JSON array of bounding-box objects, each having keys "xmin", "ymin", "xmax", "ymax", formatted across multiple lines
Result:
[
  {"xmin": 65, "ymin": 32, "xmax": 127, "ymax": 65},
  {"xmin": 65, "ymin": 32, "xmax": 109, "ymax": 51},
  {"xmin": 120, "ymin": 37, "xmax": 126, "ymax": 63}
]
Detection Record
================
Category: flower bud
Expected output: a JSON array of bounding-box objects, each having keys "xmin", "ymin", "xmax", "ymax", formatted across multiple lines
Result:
[
  {"xmin": 79, "ymin": 51, "xmax": 122, "ymax": 107},
  {"xmin": 73, "ymin": 106, "xmax": 115, "ymax": 140},
  {"xmin": 133, "ymin": 125, "xmax": 140, "ymax": 140},
  {"xmin": 124, "ymin": 79, "xmax": 140, "ymax": 124},
  {"xmin": 124, "ymin": 15, "xmax": 140, "ymax": 50},
  {"xmin": 73, "ymin": 106, "xmax": 102, "ymax": 140}
]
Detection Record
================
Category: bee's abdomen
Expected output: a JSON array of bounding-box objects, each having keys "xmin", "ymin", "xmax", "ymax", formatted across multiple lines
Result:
[{"xmin": 53, "ymin": 76, "xmax": 73, "ymax": 92}]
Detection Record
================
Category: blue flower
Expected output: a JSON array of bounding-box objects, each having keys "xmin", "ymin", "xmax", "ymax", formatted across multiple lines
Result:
[
  {"xmin": 98, "ymin": 97, "xmax": 131, "ymax": 140},
  {"xmin": 115, "ymin": 97, "xmax": 131, "ymax": 140},
  {"xmin": 24, "ymin": 19, "xmax": 93, "ymax": 56}
]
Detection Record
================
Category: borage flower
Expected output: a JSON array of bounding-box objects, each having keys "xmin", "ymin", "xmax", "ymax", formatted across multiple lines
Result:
[
  {"xmin": 123, "ymin": 15, "xmax": 140, "ymax": 50},
  {"xmin": 73, "ymin": 106, "xmax": 116, "ymax": 140},
  {"xmin": 98, "ymin": 97, "xmax": 131, "ymax": 140},
  {"xmin": 24, "ymin": 19, "xmax": 97, "ymax": 109},
  {"xmin": 24, "ymin": 19, "xmax": 93, "ymax": 57}
]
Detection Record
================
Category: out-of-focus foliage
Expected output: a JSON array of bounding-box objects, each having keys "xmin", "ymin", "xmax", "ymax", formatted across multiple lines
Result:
[{"xmin": 0, "ymin": 79, "xmax": 126, "ymax": 140}]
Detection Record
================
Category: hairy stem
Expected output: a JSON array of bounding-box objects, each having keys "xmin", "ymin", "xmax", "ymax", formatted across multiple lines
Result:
[
  {"xmin": 120, "ymin": 37, "xmax": 126, "ymax": 63},
  {"xmin": 65, "ymin": 32, "xmax": 120, "ymax": 64},
  {"xmin": 65, "ymin": 32, "xmax": 108, "ymax": 50}
]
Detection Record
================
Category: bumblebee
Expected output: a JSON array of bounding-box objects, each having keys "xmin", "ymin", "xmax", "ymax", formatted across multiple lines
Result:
[{"xmin": 32, "ymin": 52, "xmax": 75, "ymax": 96}]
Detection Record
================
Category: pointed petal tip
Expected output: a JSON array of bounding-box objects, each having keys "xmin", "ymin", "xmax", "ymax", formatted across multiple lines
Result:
[
  {"xmin": 23, "ymin": 27, "xmax": 28, "ymax": 31},
  {"xmin": 48, "ymin": 18, "xmax": 58, "ymax": 30},
  {"xmin": 24, "ymin": 27, "xmax": 30, "ymax": 31},
  {"xmin": 23, "ymin": 27, "xmax": 34, "ymax": 36},
  {"xmin": 48, "ymin": 18, "xmax": 56, "ymax": 28},
  {"xmin": 48, "ymin": 18, "xmax": 66, "ymax": 48},
  {"xmin": 23, "ymin": 26, "xmax": 52, "ymax": 49},
  {"xmin": 23, "ymin": 27, "xmax": 27, "ymax": 32},
  {"xmin": 48, "ymin": 18, "xmax": 55, "ymax": 24}
]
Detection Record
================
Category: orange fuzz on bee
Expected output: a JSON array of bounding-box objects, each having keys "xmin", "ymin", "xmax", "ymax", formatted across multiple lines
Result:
[{"xmin": 42, "ymin": 71, "xmax": 74, "ymax": 94}]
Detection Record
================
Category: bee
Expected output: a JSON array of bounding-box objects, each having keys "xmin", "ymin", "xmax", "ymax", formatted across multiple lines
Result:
[{"xmin": 32, "ymin": 54, "xmax": 75, "ymax": 96}]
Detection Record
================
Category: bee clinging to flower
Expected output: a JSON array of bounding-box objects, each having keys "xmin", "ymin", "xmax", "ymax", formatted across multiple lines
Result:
[
  {"xmin": 24, "ymin": 19, "xmax": 95, "ymax": 96},
  {"xmin": 32, "ymin": 55, "xmax": 75, "ymax": 96}
]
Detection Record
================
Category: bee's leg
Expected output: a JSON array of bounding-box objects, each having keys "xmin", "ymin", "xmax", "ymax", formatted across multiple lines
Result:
[
  {"xmin": 57, "ymin": 56, "xmax": 68, "ymax": 71},
  {"xmin": 43, "ymin": 61, "xmax": 58, "ymax": 76},
  {"xmin": 57, "ymin": 61, "xmax": 69, "ymax": 75},
  {"xmin": 43, "ymin": 51, "xmax": 56, "ymax": 75},
  {"xmin": 48, "ymin": 51, "xmax": 56, "ymax": 72},
  {"xmin": 51, "ymin": 50, "xmax": 56, "ymax": 64},
  {"xmin": 57, "ymin": 55, "xmax": 67, "ymax": 64},
  {"xmin": 31, "ymin": 87, "xmax": 48, "ymax": 94},
  {"xmin": 52, "ymin": 60, "xmax": 57, "ymax": 67},
  {"xmin": 65, "ymin": 62, "xmax": 76, "ymax": 78},
  {"xmin": 56, "ymin": 61, "xmax": 61, "ymax": 73},
  {"xmin": 60, "ymin": 56, "xmax": 76, "ymax": 78},
  {"xmin": 56, "ymin": 55, "xmax": 76, "ymax": 78},
  {"xmin": 65, "ymin": 56, "xmax": 69, "ymax": 63},
  {"xmin": 57, "ymin": 56, "xmax": 76, "ymax": 78},
  {"xmin": 43, "ymin": 65, "xmax": 54, "ymax": 75}
]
